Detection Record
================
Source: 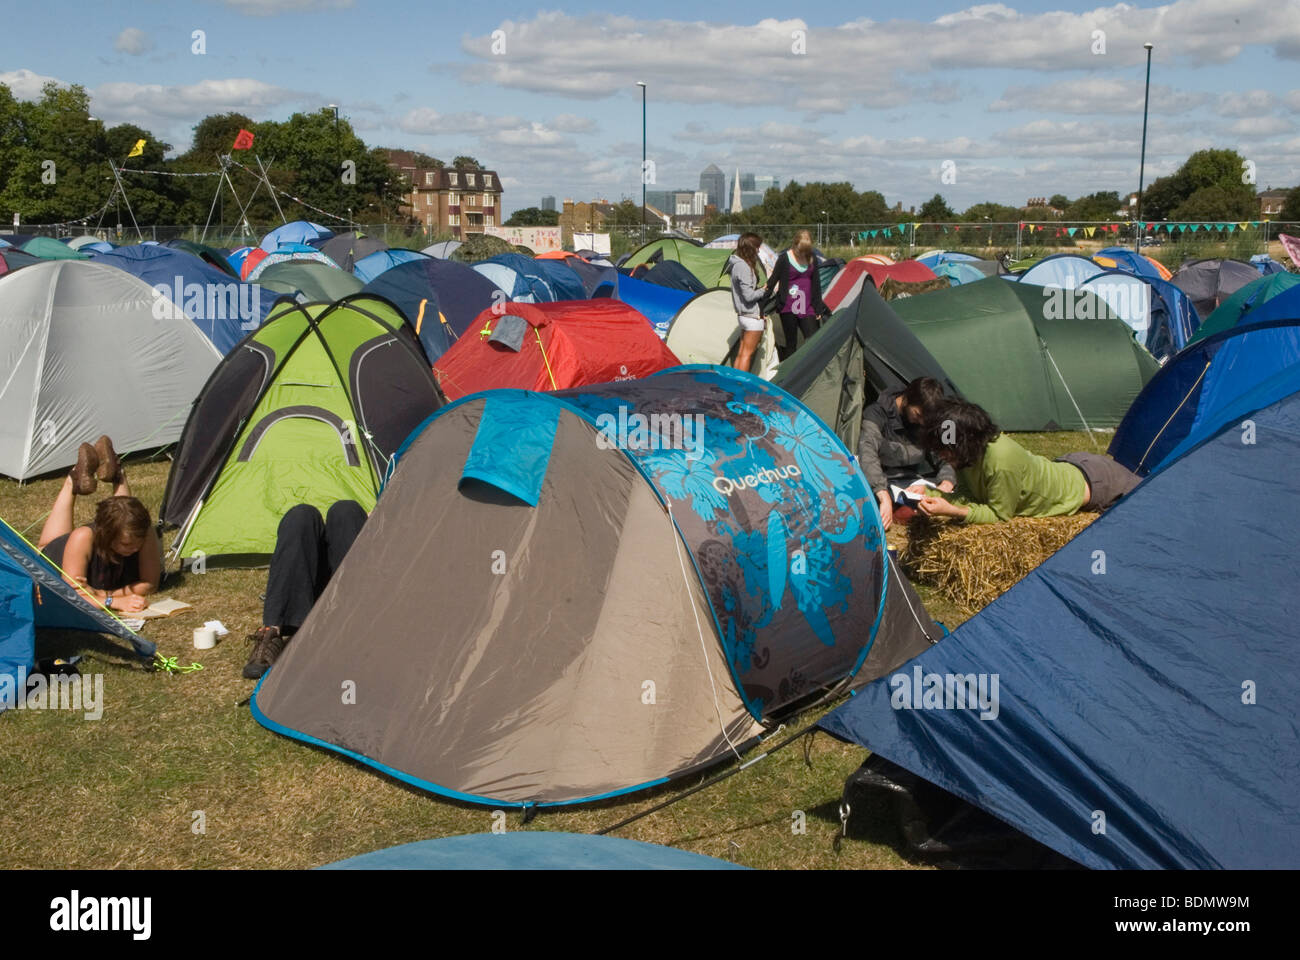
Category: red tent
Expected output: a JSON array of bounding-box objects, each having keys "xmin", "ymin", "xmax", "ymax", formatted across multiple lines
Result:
[
  {"xmin": 433, "ymin": 300, "xmax": 681, "ymax": 400},
  {"xmin": 239, "ymin": 247, "xmax": 269, "ymax": 281},
  {"xmin": 823, "ymin": 259, "xmax": 938, "ymax": 311}
]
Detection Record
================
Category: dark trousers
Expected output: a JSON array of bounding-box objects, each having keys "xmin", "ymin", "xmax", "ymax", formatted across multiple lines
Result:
[
  {"xmin": 1056, "ymin": 453, "xmax": 1141, "ymax": 511},
  {"xmin": 263, "ymin": 501, "xmax": 366, "ymax": 632},
  {"xmin": 777, "ymin": 311, "xmax": 821, "ymax": 362}
]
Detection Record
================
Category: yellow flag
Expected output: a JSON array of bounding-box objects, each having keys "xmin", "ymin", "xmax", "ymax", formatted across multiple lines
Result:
[{"xmin": 127, "ymin": 139, "xmax": 146, "ymax": 158}]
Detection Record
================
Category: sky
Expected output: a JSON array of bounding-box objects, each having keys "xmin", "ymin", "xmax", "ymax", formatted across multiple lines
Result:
[{"xmin": 1, "ymin": 0, "xmax": 1298, "ymax": 219}]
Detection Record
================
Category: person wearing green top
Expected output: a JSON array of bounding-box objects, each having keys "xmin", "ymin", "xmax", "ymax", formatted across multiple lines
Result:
[{"xmin": 915, "ymin": 399, "xmax": 1140, "ymax": 524}]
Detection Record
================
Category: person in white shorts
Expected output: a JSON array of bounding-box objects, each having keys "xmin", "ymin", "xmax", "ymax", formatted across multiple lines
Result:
[{"xmin": 726, "ymin": 232, "xmax": 766, "ymax": 372}]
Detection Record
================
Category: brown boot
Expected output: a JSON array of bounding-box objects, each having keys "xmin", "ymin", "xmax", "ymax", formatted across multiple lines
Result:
[
  {"xmin": 93, "ymin": 435, "xmax": 120, "ymax": 483},
  {"xmin": 70, "ymin": 443, "xmax": 99, "ymax": 496}
]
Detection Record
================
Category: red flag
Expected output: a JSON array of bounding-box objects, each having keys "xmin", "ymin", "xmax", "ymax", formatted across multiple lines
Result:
[{"xmin": 232, "ymin": 129, "xmax": 255, "ymax": 150}]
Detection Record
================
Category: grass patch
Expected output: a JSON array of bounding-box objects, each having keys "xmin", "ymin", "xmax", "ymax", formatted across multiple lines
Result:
[{"xmin": 1, "ymin": 434, "xmax": 1092, "ymax": 869}]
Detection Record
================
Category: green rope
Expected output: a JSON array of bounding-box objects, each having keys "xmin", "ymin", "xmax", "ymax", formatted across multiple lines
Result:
[{"xmin": 153, "ymin": 654, "xmax": 204, "ymax": 675}]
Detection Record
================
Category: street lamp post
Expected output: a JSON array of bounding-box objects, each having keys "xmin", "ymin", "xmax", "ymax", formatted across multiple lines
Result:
[
  {"xmin": 1135, "ymin": 42, "xmax": 1154, "ymax": 255},
  {"xmin": 328, "ymin": 103, "xmax": 341, "ymax": 225},
  {"xmin": 821, "ymin": 210, "xmax": 828, "ymax": 247},
  {"xmin": 637, "ymin": 81, "xmax": 647, "ymax": 244}
]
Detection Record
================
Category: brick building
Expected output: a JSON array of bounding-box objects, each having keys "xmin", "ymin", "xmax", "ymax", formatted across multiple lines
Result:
[{"xmin": 387, "ymin": 151, "xmax": 503, "ymax": 238}]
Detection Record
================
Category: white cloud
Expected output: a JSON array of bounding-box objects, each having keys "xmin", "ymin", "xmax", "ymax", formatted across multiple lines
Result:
[
  {"xmin": 1225, "ymin": 116, "xmax": 1294, "ymax": 136},
  {"xmin": 114, "ymin": 28, "xmax": 154, "ymax": 56},
  {"xmin": 0, "ymin": 68, "xmax": 64, "ymax": 99},
  {"xmin": 1215, "ymin": 90, "xmax": 1276, "ymax": 117},
  {"xmin": 990, "ymin": 78, "xmax": 1209, "ymax": 115},
  {"xmin": 93, "ymin": 78, "xmax": 306, "ymax": 123},
  {"xmin": 550, "ymin": 113, "xmax": 598, "ymax": 134}
]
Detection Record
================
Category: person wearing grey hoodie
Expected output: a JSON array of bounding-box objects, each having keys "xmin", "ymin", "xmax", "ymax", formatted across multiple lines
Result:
[{"xmin": 727, "ymin": 232, "xmax": 765, "ymax": 372}]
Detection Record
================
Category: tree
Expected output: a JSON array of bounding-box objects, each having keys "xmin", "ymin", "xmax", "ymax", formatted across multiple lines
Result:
[
  {"xmin": 961, "ymin": 201, "xmax": 1021, "ymax": 222},
  {"xmin": 1048, "ymin": 194, "xmax": 1070, "ymax": 211},
  {"xmin": 918, "ymin": 193, "xmax": 955, "ymax": 221},
  {"xmin": 1140, "ymin": 149, "xmax": 1256, "ymax": 221},
  {"xmin": 1279, "ymin": 185, "xmax": 1300, "ymax": 222},
  {"xmin": 505, "ymin": 206, "xmax": 559, "ymax": 226},
  {"xmin": 1065, "ymin": 191, "xmax": 1123, "ymax": 221},
  {"xmin": 451, "ymin": 155, "xmax": 482, "ymax": 170}
]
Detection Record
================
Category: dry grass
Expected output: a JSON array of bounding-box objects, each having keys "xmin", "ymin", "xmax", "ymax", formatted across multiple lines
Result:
[
  {"xmin": 1, "ymin": 434, "xmax": 1092, "ymax": 869},
  {"xmin": 900, "ymin": 512, "xmax": 1098, "ymax": 617}
]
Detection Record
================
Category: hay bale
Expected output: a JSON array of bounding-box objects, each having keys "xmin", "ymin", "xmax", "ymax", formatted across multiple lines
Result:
[{"xmin": 899, "ymin": 512, "xmax": 1098, "ymax": 616}]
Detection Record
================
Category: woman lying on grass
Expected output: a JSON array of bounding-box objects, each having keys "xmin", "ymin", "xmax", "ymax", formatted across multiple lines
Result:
[
  {"xmin": 915, "ymin": 399, "xmax": 1141, "ymax": 524},
  {"xmin": 36, "ymin": 436, "xmax": 162, "ymax": 614}
]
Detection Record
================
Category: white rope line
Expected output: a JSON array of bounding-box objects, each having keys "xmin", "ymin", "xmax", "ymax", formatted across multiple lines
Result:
[
  {"xmin": 886, "ymin": 550, "xmax": 939, "ymax": 644},
  {"xmin": 665, "ymin": 497, "xmax": 744, "ymax": 762},
  {"xmin": 1041, "ymin": 339, "xmax": 1098, "ymax": 447}
]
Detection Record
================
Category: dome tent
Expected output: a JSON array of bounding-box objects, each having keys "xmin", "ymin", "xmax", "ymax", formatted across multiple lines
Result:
[
  {"xmin": 663, "ymin": 289, "xmax": 780, "ymax": 380},
  {"xmin": 252, "ymin": 366, "xmax": 940, "ymax": 807},
  {"xmin": 0, "ymin": 261, "xmax": 220, "ymax": 480},
  {"xmin": 160, "ymin": 294, "xmax": 443, "ymax": 563},
  {"xmin": 361, "ymin": 257, "xmax": 502, "ymax": 363}
]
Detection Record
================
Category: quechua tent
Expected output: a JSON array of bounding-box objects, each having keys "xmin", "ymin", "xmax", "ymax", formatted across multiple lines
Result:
[{"xmin": 252, "ymin": 366, "xmax": 940, "ymax": 806}]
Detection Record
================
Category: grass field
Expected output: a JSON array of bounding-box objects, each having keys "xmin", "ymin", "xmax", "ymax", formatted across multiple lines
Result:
[{"xmin": 1, "ymin": 432, "xmax": 1094, "ymax": 870}]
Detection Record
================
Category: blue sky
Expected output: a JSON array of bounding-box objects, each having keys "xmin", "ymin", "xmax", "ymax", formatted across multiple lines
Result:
[{"xmin": 2, "ymin": 0, "xmax": 1297, "ymax": 218}]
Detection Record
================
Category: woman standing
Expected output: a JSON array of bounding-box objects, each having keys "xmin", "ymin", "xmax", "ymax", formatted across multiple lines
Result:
[
  {"xmin": 727, "ymin": 232, "xmax": 766, "ymax": 372},
  {"xmin": 765, "ymin": 229, "xmax": 830, "ymax": 361}
]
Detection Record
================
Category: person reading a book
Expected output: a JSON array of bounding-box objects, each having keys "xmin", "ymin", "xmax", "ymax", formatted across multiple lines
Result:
[
  {"xmin": 243, "ymin": 500, "xmax": 367, "ymax": 679},
  {"xmin": 37, "ymin": 436, "xmax": 162, "ymax": 614},
  {"xmin": 914, "ymin": 398, "xmax": 1141, "ymax": 524},
  {"xmin": 857, "ymin": 377, "xmax": 957, "ymax": 530}
]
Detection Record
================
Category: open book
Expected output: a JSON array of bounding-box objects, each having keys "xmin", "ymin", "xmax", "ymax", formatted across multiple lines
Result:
[
  {"xmin": 890, "ymin": 479, "xmax": 940, "ymax": 506},
  {"xmin": 130, "ymin": 597, "xmax": 194, "ymax": 621}
]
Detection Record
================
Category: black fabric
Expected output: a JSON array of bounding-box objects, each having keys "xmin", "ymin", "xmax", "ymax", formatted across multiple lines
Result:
[
  {"xmin": 160, "ymin": 340, "xmax": 276, "ymax": 525},
  {"xmin": 776, "ymin": 311, "xmax": 822, "ymax": 362},
  {"xmin": 642, "ymin": 260, "xmax": 708, "ymax": 294},
  {"xmin": 347, "ymin": 333, "xmax": 445, "ymax": 470},
  {"xmin": 1056, "ymin": 453, "xmax": 1141, "ymax": 510},
  {"xmin": 42, "ymin": 524, "xmax": 143, "ymax": 592},
  {"xmin": 263, "ymin": 501, "xmax": 366, "ymax": 631}
]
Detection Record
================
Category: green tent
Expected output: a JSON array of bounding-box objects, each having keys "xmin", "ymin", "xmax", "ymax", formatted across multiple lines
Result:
[
  {"xmin": 624, "ymin": 238, "xmax": 742, "ymax": 288},
  {"xmin": 889, "ymin": 276, "xmax": 1158, "ymax": 431},
  {"xmin": 21, "ymin": 237, "xmax": 89, "ymax": 260},
  {"xmin": 772, "ymin": 283, "xmax": 958, "ymax": 451},
  {"xmin": 168, "ymin": 240, "xmax": 240, "ymax": 278},
  {"xmin": 257, "ymin": 259, "xmax": 365, "ymax": 303},
  {"xmin": 1190, "ymin": 272, "xmax": 1300, "ymax": 344},
  {"xmin": 160, "ymin": 295, "xmax": 442, "ymax": 563}
]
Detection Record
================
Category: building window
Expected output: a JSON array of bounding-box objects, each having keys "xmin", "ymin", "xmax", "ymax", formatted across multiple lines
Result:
[
  {"xmin": 467, "ymin": 173, "xmax": 476, "ymax": 187},
  {"xmin": 448, "ymin": 192, "xmax": 459, "ymax": 205},
  {"xmin": 483, "ymin": 174, "xmax": 492, "ymax": 188},
  {"xmin": 425, "ymin": 194, "xmax": 433, "ymax": 207},
  {"xmin": 426, "ymin": 214, "xmax": 433, "ymax": 227},
  {"xmin": 485, "ymin": 214, "xmax": 494, "ymax": 226},
  {"xmin": 449, "ymin": 214, "xmax": 460, "ymax": 226},
  {"xmin": 448, "ymin": 172, "xmax": 458, "ymax": 186},
  {"xmin": 424, "ymin": 172, "xmax": 435, "ymax": 186}
]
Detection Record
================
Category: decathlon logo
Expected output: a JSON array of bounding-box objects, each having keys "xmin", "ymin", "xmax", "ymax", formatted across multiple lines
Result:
[
  {"xmin": 889, "ymin": 665, "xmax": 1000, "ymax": 720},
  {"xmin": 152, "ymin": 277, "xmax": 263, "ymax": 328},
  {"xmin": 613, "ymin": 364, "xmax": 637, "ymax": 381},
  {"xmin": 595, "ymin": 407, "xmax": 705, "ymax": 459},
  {"xmin": 711, "ymin": 463, "xmax": 802, "ymax": 496},
  {"xmin": 49, "ymin": 891, "xmax": 151, "ymax": 940}
]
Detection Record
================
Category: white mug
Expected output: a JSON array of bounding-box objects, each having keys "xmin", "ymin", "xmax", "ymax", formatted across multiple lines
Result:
[{"xmin": 193, "ymin": 626, "xmax": 217, "ymax": 650}]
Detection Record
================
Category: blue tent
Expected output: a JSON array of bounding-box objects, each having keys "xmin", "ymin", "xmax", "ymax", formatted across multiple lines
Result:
[
  {"xmin": 260, "ymin": 221, "xmax": 333, "ymax": 252},
  {"xmin": 562, "ymin": 256, "xmax": 619, "ymax": 297},
  {"xmin": 1016, "ymin": 253, "xmax": 1105, "ymax": 288},
  {"xmin": 931, "ymin": 260, "xmax": 988, "ymax": 287},
  {"xmin": 321, "ymin": 832, "xmax": 746, "ymax": 870},
  {"xmin": 1076, "ymin": 269, "xmax": 1199, "ymax": 361},
  {"xmin": 1, "ymin": 517, "xmax": 154, "ymax": 711},
  {"xmin": 821, "ymin": 383, "xmax": 1300, "ymax": 868},
  {"xmin": 351, "ymin": 248, "xmax": 429, "ymax": 284},
  {"xmin": 362, "ymin": 258, "xmax": 501, "ymax": 362},
  {"xmin": 1250, "ymin": 254, "xmax": 1286, "ymax": 275},
  {"xmin": 1093, "ymin": 245, "xmax": 1165, "ymax": 281},
  {"xmin": 606, "ymin": 272, "xmax": 693, "ymax": 337},
  {"xmin": 917, "ymin": 250, "xmax": 982, "ymax": 268},
  {"xmin": 1230, "ymin": 280, "xmax": 1300, "ymax": 328},
  {"xmin": 91, "ymin": 245, "xmax": 272, "ymax": 352},
  {"xmin": 1109, "ymin": 319, "xmax": 1300, "ymax": 475},
  {"xmin": 473, "ymin": 253, "xmax": 585, "ymax": 303}
]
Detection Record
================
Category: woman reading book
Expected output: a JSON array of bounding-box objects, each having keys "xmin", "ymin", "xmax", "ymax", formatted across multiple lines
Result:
[{"xmin": 37, "ymin": 436, "xmax": 163, "ymax": 614}]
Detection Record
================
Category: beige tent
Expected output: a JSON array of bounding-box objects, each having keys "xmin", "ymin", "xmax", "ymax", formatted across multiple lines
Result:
[{"xmin": 663, "ymin": 289, "xmax": 779, "ymax": 380}]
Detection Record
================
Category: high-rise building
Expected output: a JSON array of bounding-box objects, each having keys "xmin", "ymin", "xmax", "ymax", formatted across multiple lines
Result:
[
  {"xmin": 699, "ymin": 163, "xmax": 725, "ymax": 210},
  {"xmin": 541, "ymin": 196, "xmax": 556, "ymax": 212}
]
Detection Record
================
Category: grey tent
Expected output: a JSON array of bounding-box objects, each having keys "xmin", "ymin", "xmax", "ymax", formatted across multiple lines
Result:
[
  {"xmin": 422, "ymin": 240, "xmax": 463, "ymax": 259},
  {"xmin": 1170, "ymin": 258, "xmax": 1259, "ymax": 319},
  {"xmin": 253, "ymin": 367, "xmax": 940, "ymax": 807},
  {"xmin": 317, "ymin": 232, "xmax": 388, "ymax": 272},
  {"xmin": 256, "ymin": 260, "xmax": 365, "ymax": 303},
  {"xmin": 772, "ymin": 283, "xmax": 958, "ymax": 451},
  {"xmin": 0, "ymin": 261, "xmax": 220, "ymax": 480}
]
